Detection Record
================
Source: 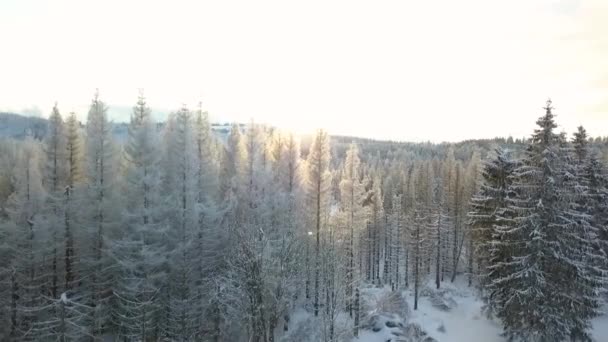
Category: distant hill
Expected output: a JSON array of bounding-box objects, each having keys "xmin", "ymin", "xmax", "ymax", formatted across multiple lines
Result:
[
  {"xmin": 0, "ymin": 112, "xmax": 129, "ymax": 142},
  {"xmin": 0, "ymin": 112, "xmax": 49, "ymax": 140},
  {"xmin": 3, "ymin": 112, "xmax": 605, "ymax": 163},
  {"xmin": 0, "ymin": 112, "xmax": 244, "ymax": 142}
]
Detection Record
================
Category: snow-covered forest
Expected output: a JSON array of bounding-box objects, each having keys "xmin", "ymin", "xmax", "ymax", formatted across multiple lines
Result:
[{"xmin": 2, "ymin": 94, "xmax": 608, "ymax": 342}]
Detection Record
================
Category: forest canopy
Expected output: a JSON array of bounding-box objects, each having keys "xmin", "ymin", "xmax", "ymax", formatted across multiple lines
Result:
[{"xmin": 1, "ymin": 95, "xmax": 608, "ymax": 341}]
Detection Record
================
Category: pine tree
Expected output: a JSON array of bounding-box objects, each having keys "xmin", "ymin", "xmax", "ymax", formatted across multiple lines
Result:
[
  {"xmin": 319, "ymin": 213, "xmax": 345, "ymax": 342},
  {"xmin": 306, "ymin": 130, "xmax": 331, "ymax": 317},
  {"xmin": 450, "ymin": 160, "xmax": 466, "ymax": 282},
  {"xmin": 195, "ymin": 102, "xmax": 216, "ymax": 202},
  {"xmin": 408, "ymin": 163, "xmax": 429, "ymax": 310},
  {"xmin": 367, "ymin": 175, "xmax": 384, "ymax": 285},
  {"xmin": 431, "ymin": 170, "xmax": 449, "ymax": 290},
  {"xmin": 63, "ymin": 111, "xmax": 82, "ymax": 293},
  {"xmin": 163, "ymin": 105, "xmax": 199, "ymax": 340},
  {"xmin": 40, "ymin": 104, "xmax": 90, "ymax": 340},
  {"xmin": 464, "ymin": 150, "xmax": 481, "ymax": 286},
  {"xmin": 45, "ymin": 104, "xmax": 68, "ymax": 194},
  {"xmin": 442, "ymin": 148, "xmax": 459, "ymax": 282},
  {"xmin": 353, "ymin": 287, "xmax": 360, "ymax": 337},
  {"xmin": 52, "ymin": 110, "xmax": 89, "ymax": 340},
  {"xmin": 339, "ymin": 143, "xmax": 366, "ymax": 316},
  {"xmin": 43, "ymin": 104, "xmax": 67, "ymax": 303},
  {"xmin": 267, "ymin": 130, "xmax": 302, "ymax": 337},
  {"xmin": 112, "ymin": 92, "xmax": 166, "ymax": 340},
  {"xmin": 231, "ymin": 122, "xmax": 274, "ymax": 342},
  {"xmin": 192, "ymin": 102, "xmax": 221, "ymax": 340},
  {"xmin": 209, "ymin": 123, "xmax": 247, "ymax": 341},
  {"xmin": 390, "ymin": 193, "xmax": 404, "ymax": 291},
  {"xmin": 83, "ymin": 91, "xmax": 118, "ymax": 338},
  {"xmin": 278, "ymin": 133, "xmax": 301, "ymax": 195},
  {"xmin": 3, "ymin": 137, "xmax": 49, "ymax": 340},
  {"xmin": 65, "ymin": 112, "xmax": 83, "ymax": 188}
]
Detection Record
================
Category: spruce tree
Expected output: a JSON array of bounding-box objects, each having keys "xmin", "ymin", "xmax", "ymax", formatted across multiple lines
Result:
[
  {"xmin": 495, "ymin": 100, "xmax": 602, "ymax": 341},
  {"xmin": 468, "ymin": 147, "xmax": 517, "ymax": 317},
  {"xmin": 566, "ymin": 126, "xmax": 608, "ymax": 340}
]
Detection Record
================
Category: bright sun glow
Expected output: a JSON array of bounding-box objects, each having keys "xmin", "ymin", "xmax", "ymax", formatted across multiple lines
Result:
[{"xmin": 1, "ymin": 0, "xmax": 607, "ymax": 142}]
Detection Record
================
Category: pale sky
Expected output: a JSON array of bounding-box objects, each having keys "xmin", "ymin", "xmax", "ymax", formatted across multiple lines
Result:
[{"xmin": 0, "ymin": 0, "xmax": 607, "ymax": 142}]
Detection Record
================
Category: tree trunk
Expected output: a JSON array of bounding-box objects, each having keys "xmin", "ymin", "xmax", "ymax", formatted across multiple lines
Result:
[
  {"xmin": 314, "ymin": 171, "xmax": 321, "ymax": 316},
  {"xmin": 395, "ymin": 212, "xmax": 401, "ymax": 291},
  {"xmin": 348, "ymin": 182, "xmax": 356, "ymax": 315},
  {"xmin": 451, "ymin": 222, "xmax": 459, "ymax": 282},
  {"xmin": 451, "ymin": 169, "xmax": 461, "ymax": 283},
  {"xmin": 64, "ymin": 188, "xmax": 74, "ymax": 291},
  {"xmin": 436, "ymin": 211, "xmax": 441, "ymax": 289},
  {"xmin": 347, "ymin": 200, "xmax": 354, "ymax": 316},
  {"xmin": 10, "ymin": 269, "xmax": 17, "ymax": 338},
  {"xmin": 451, "ymin": 230, "xmax": 466, "ymax": 283},
  {"xmin": 52, "ymin": 232, "xmax": 58, "ymax": 298},
  {"xmin": 468, "ymin": 234, "xmax": 473, "ymax": 287},
  {"xmin": 59, "ymin": 297, "xmax": 67, "ymax": 342},
  {"xmin": 414, "ymin": 223, "xmax": 420, "ymax": 311},
  {"xmin": 213, "ymin": 298, "xmax": 221, "ymax": 342},
  {"xmin": 375, "ymin": 216, "xmax": 380, "ymax": 284},
  {"xmin": 384, "ymin": 213, "xmax": 391, "ymax": 285},
  {"xmin": 354, "ymin": 287, "xmax": 360, "ymax": 337},
  {"xmin": 283, "ymin": 313, "xmax": 290, "ymax": 332},
  {"xmin": 305, "ymin": 238, "xmax": 310, "ymax": 301},
  {"xmin": 367, "ymin": 221, "xmax": 372, "ymax": 281},
  {"xmin": 405, "ymin": 248, "xmax": 409, "ymax": 288}
]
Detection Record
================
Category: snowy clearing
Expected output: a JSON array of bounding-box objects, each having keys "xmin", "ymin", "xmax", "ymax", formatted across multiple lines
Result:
[
  {"xmin": 405, "ymin": 288, "xmax": 503, "ymax": 342},
  {"xmin": 352, "ymin": 280, "xmax": 608, "ymax": 342}
]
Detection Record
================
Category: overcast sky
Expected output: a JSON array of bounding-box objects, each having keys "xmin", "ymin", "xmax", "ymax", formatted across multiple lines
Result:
[{"xmin": 0, "ymin": 0, "xmax": 606, "ymax": 142}]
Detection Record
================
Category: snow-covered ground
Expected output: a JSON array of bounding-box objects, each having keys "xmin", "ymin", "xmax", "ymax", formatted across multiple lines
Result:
[
  {"xmin": 352, "ymin": 281, "xmax": 502, "ymax": 342},
  {"xmin": 592, "ymin": 312, "xmax": 608, "ymax": 341},
  {"xmin": 283, "ymin": 280, "xmax": 608, "ymax": 342},
  {"xmin": 404, "ymin": 286, "xmax": 503, "ymax": 342},
  {"xmin": 353, "ymin": 280, "xmax": 608, "ymax": 342}
]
